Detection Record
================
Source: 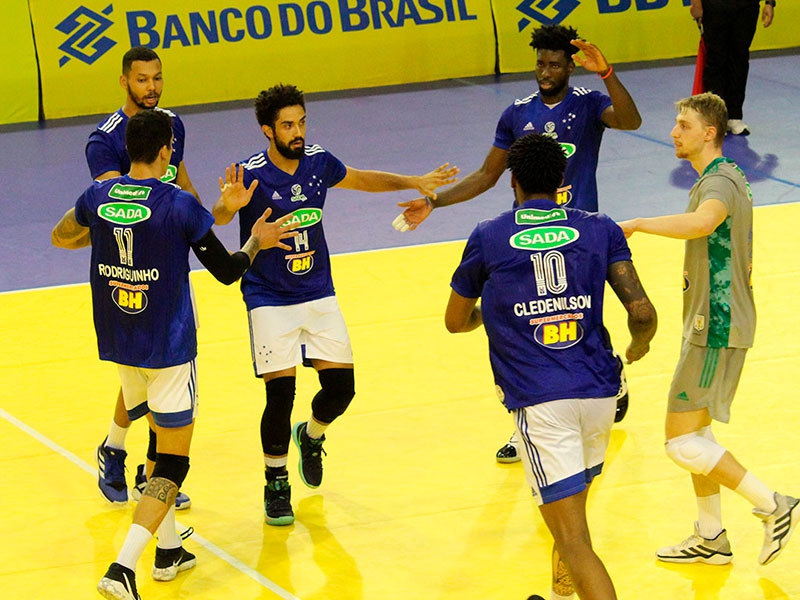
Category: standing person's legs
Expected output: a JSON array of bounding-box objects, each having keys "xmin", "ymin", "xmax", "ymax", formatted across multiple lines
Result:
[
  {"xmin": 291, "ymin": 296, "xmax": 355, "ymax": 488},
  {"xmin": 98, "ymin": 363, "xmax": 197, "ymax": 599},
  {"xmin": 725, "ymin": 0, "xmax": 760, "ymax": 120},
  {"xmin": 700, "ymin": 0, "xmax": 731, "ymax": 99},
  {"xmin": 658, "ymin": 343, "xmax": 798, "ymax": 565},
  {"xmin": 539, "ymin": 489, "xmax": 616, "ymax": 600},
  {"xmin": 515, "ymin": 397, "xmax": 616, "ymax": 600}
]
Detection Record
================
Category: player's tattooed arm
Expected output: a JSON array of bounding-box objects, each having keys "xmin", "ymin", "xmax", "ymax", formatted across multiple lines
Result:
[
  {"xmin": 51, "ymin": 208, "xmax": 91, "ymax": 249},
  {"xmin": 607, "ymin": 260, "xmax": 657, "ymax": 363}
]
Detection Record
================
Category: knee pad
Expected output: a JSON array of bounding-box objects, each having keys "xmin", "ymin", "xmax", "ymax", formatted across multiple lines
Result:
[
  {"xmin": 147, "ymin": 427, "xmax": 157, "ymax": 463},
  {"xmin": 312, "ymin": 368, "xmax": 355, "ymax": 424},
  {"xmin": 151, "ymin": 453, "xmax": 190, "ymax": 488},
  {"xmin": 664, "ymin": 430, "xmax": 725, "ymax": 475},
  {"xmin": 262, "ymin": 376, "xmax": 296, "ymax": 456}
]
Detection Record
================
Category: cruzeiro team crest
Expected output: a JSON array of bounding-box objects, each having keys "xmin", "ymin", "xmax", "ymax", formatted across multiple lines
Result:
[
  {"xmin": 516, "ymin": 0, "xmax": 581, "ymax": 32},
  {"xmin": 55, "ymin": 4, "xmax": 116, "ymax": 67}
]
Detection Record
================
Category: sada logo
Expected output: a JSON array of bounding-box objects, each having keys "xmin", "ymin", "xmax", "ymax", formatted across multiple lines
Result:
[
  {"xmin": 98, "ymin": 202, "xmax": 152, "ymax": 225},
  {"xmin": 515, "ymin": 0, "xmax": 580, "ymax": 32},
  {"xmin": 55, "ymin": 4, "xmax": 116, "ymax": 67},
  {"xmin": 509, "ymin": 226, "xmax": 579, "ymax": 251},
  {"xmin": 285, "ymin": 208, "xmax": 322, "ymax": 229}
]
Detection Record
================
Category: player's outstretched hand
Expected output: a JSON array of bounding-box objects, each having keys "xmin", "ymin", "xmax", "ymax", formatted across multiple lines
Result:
[
  {"xmin": 251, "ymin": 208, "xmax": 300, "ymax": 251},
  {"xmin": 415, "ymin": 163, "xmax": 460, "ymax": 198},
  {"xmin": 393, "ymin": 197, "xmax": 433, "ymax": 232},
  {"xmin": 570, "ymin": 39, "xmax": 609, "ymax": 75},
  {"xmin": 219, "ymin": 163, "xmax": 258, "ymax": 212}
]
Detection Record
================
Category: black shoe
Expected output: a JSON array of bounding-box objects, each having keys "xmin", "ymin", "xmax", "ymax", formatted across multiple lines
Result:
[
  {"xmin": 527, "ymin": 596, "xmax": 545, "ymax": 600},
  {"xmin": 97, "ymin": 562, "xmax": 140, "ymax": 600},
  {"xmin": 495, "ymin": 443, "xmax": 520, "ymax": 464},
  {"xmin": 265, "ymin": 475, "xmax": 295, "ymax": 525},
  {"xmin": 614, "ymin": 353, "xmax": 629, "ymax": 423},
  {"xmin": 292, "ymin": 421, "xmax": 326, "ymax": 488},
  {"xmin": 152, "ymin": 545, "xmax": 196, "ymax": 581}
]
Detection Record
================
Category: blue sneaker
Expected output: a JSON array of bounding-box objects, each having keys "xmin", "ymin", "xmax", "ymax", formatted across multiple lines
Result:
[
  {"xmin": 97, "ymin": 438, "xmax": 128, "ymax": 504},
  {"xmin": 131, "ymin": 463, "xmax": 192, "ymax": 510}
]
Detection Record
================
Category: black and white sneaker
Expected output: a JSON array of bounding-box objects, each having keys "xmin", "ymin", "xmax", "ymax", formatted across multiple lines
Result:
[
  {"xmin": 97, "ymin": 562, "xmax": 140, "ymax": 600},
  {"xmin": 614, "ymin": 352, "xmax": 629, "ymax": 423},
  {"xmin": 756, "ymin": 492, "xmax": 799, "ymax": 565},
  {"xmin": 292, "ymin": 421, "xmax": 326, "ymax": 488},
  {"xmin": 152, "ymin": 546, "xmax": 197, "ymax": 581}
]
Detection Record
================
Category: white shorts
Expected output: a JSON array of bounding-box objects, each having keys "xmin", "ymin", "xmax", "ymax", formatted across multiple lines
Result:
[
  {"xmin": 248, "ymin": 296, "xmax": 353, "ymax": 375},
  {"xmin": 514, "ymin": 396, "xmax": 616, "ymax": 506},
  {"xmin": 118, "ymin": 360, "xmax": 198, "ymax": 428}
]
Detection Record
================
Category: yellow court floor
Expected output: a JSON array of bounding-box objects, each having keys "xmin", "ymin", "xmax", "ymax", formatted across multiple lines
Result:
[{"xmin": 1, "ymin": 203, "xmax": 799, "ymax": 600}]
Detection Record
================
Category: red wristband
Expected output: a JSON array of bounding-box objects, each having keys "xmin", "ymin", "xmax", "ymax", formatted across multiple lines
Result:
[{"xmin": 599, "ymin": 65, "xmax": 614, "ymax": 80}]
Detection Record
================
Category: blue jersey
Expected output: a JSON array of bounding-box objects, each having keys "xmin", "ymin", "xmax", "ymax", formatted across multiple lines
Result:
[
  {"xmin": 238, "ymin": 144, "xmax": 347, "ymax": 309},
  {"xmin": 74, "ymin": 175, "xmax": 214, "ymax": 368},
  {"xmin": 85, "ymin": 107, "xmax": 186, "ymax": 184},
  {"xmin": 450, "ymin": 199, "xmax": 631, "ymax": 410},
  {"xmin": 494, "ymin": 88, "xmax": 611, "ymax": 212}
]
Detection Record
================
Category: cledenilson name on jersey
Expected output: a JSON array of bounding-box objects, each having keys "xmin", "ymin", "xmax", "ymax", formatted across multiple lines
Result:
[
  {"xmin": 98, "ymin": 202, "xmax": 152, "ymax": 225},
  {"xmin": 509, "ymin": 226, "xmax": 579, "ymax": 251}
]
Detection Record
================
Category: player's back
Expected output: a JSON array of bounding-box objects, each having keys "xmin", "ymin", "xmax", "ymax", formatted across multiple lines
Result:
[{"xmin": 75, "ymin": 175, "xmax": 214, "ymax": 368}]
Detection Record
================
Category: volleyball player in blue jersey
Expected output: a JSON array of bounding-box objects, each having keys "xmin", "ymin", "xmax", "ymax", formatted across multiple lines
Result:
[
  {"xmin": 394, "ymin": 24, "xmax": 642, "ymax": 464},
  {"xmin": 88, "ymin": 46, "xmax": 201, "ymax": 508},
  {"xmin": 54, "ymin": 109, "xmax": 297, "ymax": 600},
  {"xmin": 446, "ymin": 133, "xmax": 656, "ymax": 600},
  {"xmin": 213, "ymin": 83, "xmax": 458, "ymax": 526}
]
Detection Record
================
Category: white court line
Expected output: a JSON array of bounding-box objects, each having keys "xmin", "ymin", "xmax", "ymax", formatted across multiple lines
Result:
[{"xmin": 0, "ymin": 406, "xmax": 300, "ymax": 600}]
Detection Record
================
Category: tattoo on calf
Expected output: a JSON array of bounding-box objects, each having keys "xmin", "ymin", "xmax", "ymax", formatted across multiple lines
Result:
[{"xmin": 144, "ymin": 476, "xmax": 178, "ymax": 505}]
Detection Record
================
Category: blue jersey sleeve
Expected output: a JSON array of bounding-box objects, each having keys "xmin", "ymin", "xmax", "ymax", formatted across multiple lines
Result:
[
  {"xmin": 175, "ymin": 190, "xmax": 215, "ymax": 243},
  {"xmin": 450, "ymin": 227, "xmax": 487, "ymax": 299},
  {"xmin": 85, "ymin": 131, "xmax": 125, "ymax": 179},
  {"xmin": 603, "ymin": 215, "xmax": 632, "ymax": 264},
  {"xmin": 324, "ymin": 151, "xmax": 347, "ymax": 187},
  {"xmin": 171, "ymin": 114, "xmax": 186, "ymax": 165},
  {"xmin": 591, "ymin": 91, "xmax": 612, "ymax": 126},
  {"xmin": 73, "ymin": 187, "xmax": 95, "ymax": 227},
  {"xmin": 493, "ymin": 104, "xmax": 516, "ymax": 151}
]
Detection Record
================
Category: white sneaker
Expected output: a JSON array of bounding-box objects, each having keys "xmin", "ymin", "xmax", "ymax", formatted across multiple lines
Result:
[
  {"xmin": 727, "ymin": 119, "xmax": 750, "ymax": 136},
  {"xmin": 754, "ymin": 492, "xmax": 799, "ymax": 565},
  {"xmin": 656, "ymin": 522, "xmax": 733, "ymax": 565}
]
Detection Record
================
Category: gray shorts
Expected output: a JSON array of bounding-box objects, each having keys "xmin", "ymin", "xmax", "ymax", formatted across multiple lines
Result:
[{"xmin": 668, "ymin": 339, "xmax": 748, "ymax": 423}]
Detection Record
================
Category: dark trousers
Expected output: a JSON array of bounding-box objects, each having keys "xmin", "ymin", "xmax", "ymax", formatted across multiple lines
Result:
[{"xmin": 701, "ymin": 0, "xmax": 760, "ymax": 120}]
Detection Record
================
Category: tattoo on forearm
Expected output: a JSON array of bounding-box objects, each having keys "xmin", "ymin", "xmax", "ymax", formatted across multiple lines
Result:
[{"xmin": 143, "ymin": 477, "xmax": 178, "ymax": 505}]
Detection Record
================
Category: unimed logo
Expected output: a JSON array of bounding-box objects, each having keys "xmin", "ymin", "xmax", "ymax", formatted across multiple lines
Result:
[
  {"xmin": 515, "ymin": 0, "xmax": 580, "ymax": 32},
  {"xmin": 55, "ymin": 4, "xmax": 116, "ymax": 66}
]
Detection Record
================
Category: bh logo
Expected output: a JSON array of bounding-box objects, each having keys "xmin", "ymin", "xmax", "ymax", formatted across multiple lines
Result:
[
  {"xmin": 516, "ymin": 0, "xmax": 580, "ymax": 32},
  {"xmin": 55, "ymin": 4, "xmax": 116, "ymax": 67}
]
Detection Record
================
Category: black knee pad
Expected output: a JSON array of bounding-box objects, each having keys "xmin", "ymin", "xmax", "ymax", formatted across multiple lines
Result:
[
  {"xmin": 147, "ymin": 427, "xmax": 158, "ymax": 463},
  {"xmin": 151, "ymin": 453, "xmax": 190, "ymax": 488},
  {"xmin": 262, "ymin": 376, "xmax": 296, "ymax": 456},
  {"xmin": 312, "ymin": 368, "xmax": 355, "ymax": 424}
]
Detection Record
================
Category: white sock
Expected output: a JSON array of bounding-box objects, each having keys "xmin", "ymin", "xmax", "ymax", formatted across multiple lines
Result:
[
  {"xmin": 306, "ymin": 418, "xmax": 328, "ymax": 439},
  {"xmin": 696, "ymin": 493, "xmax": 723, "ymax": 539},
  {"xmin": 116, "ymin": 523, "xmax": 152, "ymax": 570},
  {"xmin": 735, "ymin": 472, "xmax": 777, "ymax": 514},
  {"xmin": 264, "ymin": 455, "xmax": 288, "ymax": 469},
  {"xmin": 156, "ymin": 506, "xmax": 182, "ymax": 550},
  {"xmin": 105, "ymin": 422, "xmax": 129, "ymax": 450}
]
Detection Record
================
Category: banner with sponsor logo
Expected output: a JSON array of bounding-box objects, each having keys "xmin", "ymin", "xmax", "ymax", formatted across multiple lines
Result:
[
  {"xmin": 30, "ymin": 0, "xmax": 496, "ymax": 119},
  {"xmin": 494, "ymin": 0, "xmax": 800, "ymax": 75},
  {"xmin": 0, "ymin": 0, "xmax": 40, "ymax": 125}
]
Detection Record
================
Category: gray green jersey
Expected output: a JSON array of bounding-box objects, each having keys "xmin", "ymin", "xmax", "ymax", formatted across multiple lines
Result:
[{"xmin": 683, "ymin": 157, "xmax": 755, "ymax": 348}]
